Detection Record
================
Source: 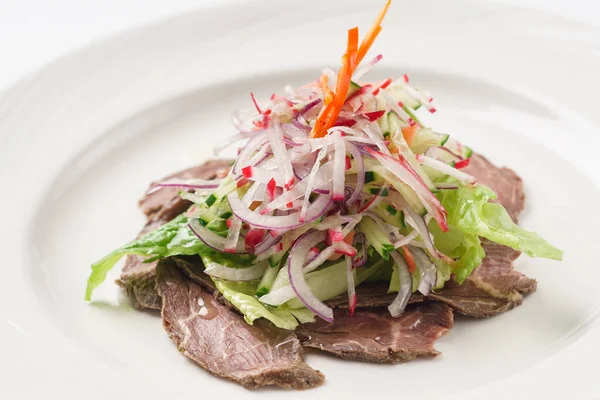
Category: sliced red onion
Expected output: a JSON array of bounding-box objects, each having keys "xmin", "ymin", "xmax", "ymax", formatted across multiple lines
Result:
[
  {"xmin": 345, "ymin": 141, "xmax": 364, "ymax": 205},
  {"xmin": 388, "ymin": 251, "xmax": 413, "ymax": 317},
  {"xmin": 188, "ymin": 219, "xmax": 246, "ymax": 253},
  {"xmin": 409, "ymin": 246, "xmax": 437, "ymax": 296},
  {"xmin": 416, "ymin": 154, "xmax": 476, "ymax": 184},
  {"xmin": 228, "ymin": 190, "xmax": 332, "ymax": 230},
  {"xmin": 287, "ymin": 231, "xmax": 334, "ymax": 322},
  {"xmin": 204, "ymin": 261, "xmax": 267, "ymax": 281},
  {"xmin": 252, "ymin": 230, "xmax": 281, "ymax": 255},
  {"xmin": 224, "ymin": 216, "xmax": 243, "ymax": 252},
  {"xmin": 332, "ymin": 131, "xmax": 347, "ymax": 201},
  {"xmin": 291, "ymin": 99, "xmax": 321, "ymax": 131}
]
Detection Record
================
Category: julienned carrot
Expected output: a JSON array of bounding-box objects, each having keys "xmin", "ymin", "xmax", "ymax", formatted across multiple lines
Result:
[
  {"xmin": 401, "ymin": 246, "xmax": 416, "ymax": 273},
  {"xmin": 356, "ymin": 0, "xmax": 391, "ymax": 65},
  {"xmin": 320, "ymin": 75, "xmax": 334, "ymax": 105},
  {"xmin": 310, "ymin": 0, "xmax": 392, "ymax": 138},
  {"xmin": 347, "ymin": 27, "xmax": 359, "ymax": 71},
  {"xmin": 401, "ymin": 125, "xmax": 418, "ymax": 146}
]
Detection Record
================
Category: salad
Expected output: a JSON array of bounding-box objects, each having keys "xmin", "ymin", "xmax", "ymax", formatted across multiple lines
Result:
[{"xmin": 85, "ymin": 0, "xmax": 561, "ymax": 333}]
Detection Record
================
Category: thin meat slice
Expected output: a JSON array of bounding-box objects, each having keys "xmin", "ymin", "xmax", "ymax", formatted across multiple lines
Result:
[
  {"xmin": 156, "ymin": 258, "xmax": 325, "ymax": 390},
  {"xmin": 116, "ymin": 255, "xmax": 162, "ymax": 310},
  {"xmin": 118, "ymin": 160, "xmax": 230, "ymax": 309},
  {"xmin": 462, "ymin": 153, "xmax": 525, "ymax": 223},
  {"xmin": 297, "ymin": 303, "xmax": 453, "ymax": 363},
  {"xmin": 326, "ymin": 282, "xmax": 423, "ymax": 309},
  {"xmin": 429, "ymin": 241, "xmax": 536, "ymax": 317}
]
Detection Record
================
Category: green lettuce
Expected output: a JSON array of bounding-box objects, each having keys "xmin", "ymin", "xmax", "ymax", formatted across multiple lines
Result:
[
  {"xmin": 439, "ymin": 183, "xmax": 562, "ymax": 261},
  {"xmin": 214, "ymin": 279, "xmax": 314, "ymax": 330},
  {"xmin": 85, "ymin": 214, "xmax": 206, "ymax": 300}
]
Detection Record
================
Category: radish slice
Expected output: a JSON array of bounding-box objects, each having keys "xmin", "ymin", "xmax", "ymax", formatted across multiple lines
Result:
[
  {"xmin": 300, "ymin": 147, "xmax": 328, "ymax": 222},
  {"xmin": 352, "ymin": 53, "xmax": 383, "ymax": 81},
  {"xmin": 204, "ymin": 261, "xmax": 267, "ymax": 281},
  {"xmin": 188, "ymin": 219, "xmax": 246, "ymax": 253},
  {"xmin": 224, "ymin": 216, "xmax": 243, "ymax": 252},
  {"xmin": 345, "ymin": 141, "xmax": 365, "ymax": 206},
  {"xmin": 332, "ymin": 131, "xmax": 347, "ymax": 201},
  {"xmin": 266, "ymin": 161, "xmax": 334, "ymax": 212},
  {"xmin": 287, "ymin": 231, "xmax": 334, "ymax": 322},
  {"xmin": 416, "ymin": 154, "xmax": 477, "ymax": 184},
  {"xmin": 267, "ymin": 121, "xmax": 295, "ymax": 188},
  {"xmin": 388, "ymin": 251, "xmax": 413, "ymax": 317},
  {"xmin": 303, "ymin": 246, "xmax": 337, "ymax": 273}
]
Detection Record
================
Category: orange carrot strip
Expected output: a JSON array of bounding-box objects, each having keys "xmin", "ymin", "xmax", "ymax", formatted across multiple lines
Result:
[
  {"xmin": 347, "ymin": 27, "xmax": 359, "ymax": 71},
  {"xmin": 401, "ymin": 125, "xmax": 418, "ymax": 146},
  {"xmin": 356, "ymin": 0, "xmax": 391, "ymax": 66},
  {"xmin": 401, "ymin": 246, "xmax": 417, "ymax": 273},
  {"xmin": 320, "ymin": 75, "xmax": 334, "ymax": 105},
  {"xmin": 311, "ymin": 0, "xmax": 392, "ymax": 138}
]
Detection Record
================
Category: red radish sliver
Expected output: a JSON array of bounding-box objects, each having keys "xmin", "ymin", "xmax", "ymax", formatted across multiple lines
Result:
[{"xmin": 332, "ymin": 131, "xmax": 347, "ymax": 201}]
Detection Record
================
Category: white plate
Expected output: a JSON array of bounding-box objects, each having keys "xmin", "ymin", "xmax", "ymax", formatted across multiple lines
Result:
[{"xmin": 2, "ymin": 0, "xmax": 600, "ymax": 398}]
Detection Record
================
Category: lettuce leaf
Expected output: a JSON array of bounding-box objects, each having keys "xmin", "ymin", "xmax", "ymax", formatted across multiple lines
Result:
[
  {"xmin": 85, "ymin": 214, "xmax": 205, "ymax": 300},
  {"xmin": 439, "ymin": 183, "xmax": 562, "ymax": 261},
  {"xmin": 214, "ymin": 279, "xmax": 314, "ymax": 330}
]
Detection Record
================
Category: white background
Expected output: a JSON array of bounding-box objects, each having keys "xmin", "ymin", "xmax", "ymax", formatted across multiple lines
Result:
[{"xmin": 0, "ymin": 0, "xmax": 598, "ymax": 91}]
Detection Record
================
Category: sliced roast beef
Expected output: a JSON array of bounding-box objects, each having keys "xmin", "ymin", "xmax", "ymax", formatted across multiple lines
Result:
[
  {"xmin": 462, "ymin": 153, "xmax": 525, "ymax": 223},
  {"xmin": 116, "ymin": 255, "xmax": 162, "ymax": 310},
  {"xmin": 156, "ymin": 258, "xmax": 325, "ymax": 390},
  {"xmin": 297, "ymin": 303, "xmax": 453, "ymax": 363},
  {"xmin": 118, "ymin": 160, "xmax": 230, "ymax": 309},
  {"xmin": 429, "ymin": 240, "xmax": 536, "ymax": 317},
  {"xmin": 325, "ymin": 282, "xmax": 423, "ymax": 309}
]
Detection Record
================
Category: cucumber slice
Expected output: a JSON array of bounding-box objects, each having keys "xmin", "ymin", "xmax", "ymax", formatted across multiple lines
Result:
[
  {"xmin": 256, "ymin": 264, "xmax": 280, "ymax": 296},
  {"xmin": 387, "ymin": 84, "xmax": 421, "ymax": 109},
  {"xmin": 410, "ymin": 128, "xmax": 450, "ymax": 154},
  {"xmin": 346, "ymin": 80, "xmax": 362, "ymax": 99},
  {"xmin": 387, "ymin": 113, "xmax": 436, "ymax": 191},
  {"xmin": 371, "ymin": 164, "xmax": 427, "ymax": 216},
  {"xmin": 444, "ymin": 137, "xmax": 473, "ymax": 159},
  {"xmin": 358, "ymin": 217, "xmax": 395, "ymax": 261}
]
